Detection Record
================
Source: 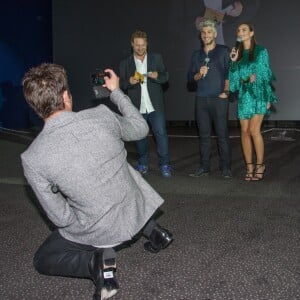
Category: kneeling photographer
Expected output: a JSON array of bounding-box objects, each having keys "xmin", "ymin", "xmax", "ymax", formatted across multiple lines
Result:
[{"xmin": 21, "ymin": 64, "xmax": 173, "ymax": 300}]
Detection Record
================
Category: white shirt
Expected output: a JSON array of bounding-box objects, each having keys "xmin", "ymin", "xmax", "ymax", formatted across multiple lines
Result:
[{"xmin": 134, "ymin": 54, "xmax": 155, "ymax": 114}]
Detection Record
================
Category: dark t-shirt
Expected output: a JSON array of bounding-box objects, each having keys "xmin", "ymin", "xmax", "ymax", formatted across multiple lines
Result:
[{"xmin": 187, "ymin": 44, "xmax": 230, "ymax": 97}]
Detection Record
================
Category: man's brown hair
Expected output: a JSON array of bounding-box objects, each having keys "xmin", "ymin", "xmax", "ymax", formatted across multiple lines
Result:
[
  {"xmin": 131, "ymin": 30, "xmax": 148, "ymax": 44},
  {"xmin": 22, "ymin": 63, "xmax": 70, "ymax": 119}
]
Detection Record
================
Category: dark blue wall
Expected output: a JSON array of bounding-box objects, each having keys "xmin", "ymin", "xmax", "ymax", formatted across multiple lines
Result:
[{"xmin": 0, "ymin": 0, "xmax": 52, "ymax": 129}]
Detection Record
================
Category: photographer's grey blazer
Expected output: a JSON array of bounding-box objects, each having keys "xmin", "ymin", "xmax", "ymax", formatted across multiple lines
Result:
[
  {"xmin": 21, "ymin": 89, "xmax": 164, "ymax": 246},
  {"xmin": 119, "ymin": 53, "xmax": 169, "ymax": 113}
]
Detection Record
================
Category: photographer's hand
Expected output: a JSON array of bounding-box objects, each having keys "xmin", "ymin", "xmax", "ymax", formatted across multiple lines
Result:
[{"xmin": 102, "ymin": 69, "xmax": 119, "ymax": 91}]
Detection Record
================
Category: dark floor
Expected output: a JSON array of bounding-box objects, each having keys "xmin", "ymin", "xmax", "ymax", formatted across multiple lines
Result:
[{"xmin": 0, "ymin": 126, "xmax": 300, "ymax": 300}]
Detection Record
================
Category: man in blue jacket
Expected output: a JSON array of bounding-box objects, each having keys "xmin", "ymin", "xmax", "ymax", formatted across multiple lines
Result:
[{"xmin": 187, "ymin": 19, "xmax": 232, "ymax": 178}]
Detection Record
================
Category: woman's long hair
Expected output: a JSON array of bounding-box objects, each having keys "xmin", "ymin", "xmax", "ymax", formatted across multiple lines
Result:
[{"xmin": 237, "ymin": 23, "xmax": 257, "ymax": 62}]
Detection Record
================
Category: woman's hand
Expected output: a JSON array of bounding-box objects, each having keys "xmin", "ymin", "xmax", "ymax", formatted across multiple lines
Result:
[
  {"xmin": 249, "ymin": 74, "xmax": 256, "ymax": 82},
  {"xmin": 230, "ymin": 48, "xmax": 239, "ymax": 61}
]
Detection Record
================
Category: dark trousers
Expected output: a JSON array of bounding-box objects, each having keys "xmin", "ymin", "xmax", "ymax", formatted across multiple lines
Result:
[
  {"xmin": 33, "ymin": 220, "xmax": 159, "ymax": 279},
  {"xmin": 33, "ymin": 230, "xmax": 97, "ymax": 279},
  {"xmin": 136, "ymin": 111, "xmax": 170, "ymax": 166},
  {"xmin": 195, "ymin": 97, "xmax": 231, "ymax": 171}
]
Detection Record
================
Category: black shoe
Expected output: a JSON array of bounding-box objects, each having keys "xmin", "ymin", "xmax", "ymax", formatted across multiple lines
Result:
[
  {"xmin": 144, "ymin": 226, "xmax": 173, "ymax": 253},
  {"xmin": 222, "ymin": 169, "xmax": 232, "ymax": 179},
  {"xmin": 189, "ymin": 168, "xmax": 210, "ymax": 177},
  {"xmin": 89, "ymin": 250, "xmax": 104, "ymax": 300},
  {"xmin": 101, "ymin": 267, "xmax": 119, "ymax": 299}
]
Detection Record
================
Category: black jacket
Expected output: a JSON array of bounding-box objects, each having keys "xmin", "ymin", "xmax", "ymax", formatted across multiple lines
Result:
[{"xmin": 119, "ymin": 53, "xmax": 169, "ymax": 113}]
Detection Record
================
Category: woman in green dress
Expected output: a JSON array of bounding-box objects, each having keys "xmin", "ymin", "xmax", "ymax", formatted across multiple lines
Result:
[{"xmin": 229, "ymin": 23, "xmax": 277, "ymax": 181}]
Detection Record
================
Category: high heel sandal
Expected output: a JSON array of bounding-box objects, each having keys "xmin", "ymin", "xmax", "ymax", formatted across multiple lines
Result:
[
  {"xmin": 253, "ymin": 163, "xmax": 265, "ymax": 181},
  {"xmin": 244, "ymin": 162, "xmax": 254, "ymax": 181}
]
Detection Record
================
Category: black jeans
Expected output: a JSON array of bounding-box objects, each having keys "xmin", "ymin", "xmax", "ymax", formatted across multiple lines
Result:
[
  {"xmin": 33, "ymin": 230, "xmax": 97, "ymax": 278},
  {"xmin": 33, "ymin": 220, "xmax": 159, "ymax": 279},
  {"xmin": 195, "ymin": 97, "xmax": 231, "ymax": 171}
]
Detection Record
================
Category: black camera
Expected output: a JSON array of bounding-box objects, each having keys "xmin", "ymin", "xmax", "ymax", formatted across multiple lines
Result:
[
  {"xmin": 91, "ymin": 69, "xmax": 110, "ymax": 86},
  {"xmin": 91, "ymin": 68, "xmax": 111, "ymax": 99}
]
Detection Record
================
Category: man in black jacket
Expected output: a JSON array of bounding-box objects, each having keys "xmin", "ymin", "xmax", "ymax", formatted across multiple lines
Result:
[{"xmin": 119, "ymin": 30, "xmax": 172, "ymax": 177}]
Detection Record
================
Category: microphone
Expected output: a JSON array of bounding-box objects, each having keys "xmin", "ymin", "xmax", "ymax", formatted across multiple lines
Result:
[
  {"xmin": 230, "ymin": 38, "xmax": 242, "ymax": 59},
  {"xmin": 234, "ymin": 37, "xmax": 242, "ymax": 49},
  {"xmin": 202, "ymin": 57, "xmax": 210, "ymax": 78}
]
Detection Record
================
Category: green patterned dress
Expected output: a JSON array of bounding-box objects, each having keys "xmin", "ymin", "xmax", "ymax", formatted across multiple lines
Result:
[{"xmin": 229, "ymin": 45, "xmax": 278, "ymax": 120}]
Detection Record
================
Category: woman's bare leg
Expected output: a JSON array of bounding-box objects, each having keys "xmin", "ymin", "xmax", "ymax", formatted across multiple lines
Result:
[
  {"xmin": 249, "ymin": 114, "xmax": 266, "ymax": 179},
  {"xmin": 240, "ymin": 119, "xmax": 254, "ymax": 179}
]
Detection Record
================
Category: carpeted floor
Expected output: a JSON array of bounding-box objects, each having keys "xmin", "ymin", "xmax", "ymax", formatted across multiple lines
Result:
[{"xmin": 0, "ymin": 127, "xmax": 299, "ymax": 300}]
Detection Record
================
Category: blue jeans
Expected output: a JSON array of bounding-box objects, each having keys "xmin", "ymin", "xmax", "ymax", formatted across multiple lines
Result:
[
  {"xmin": 136, "ymin": 111, "xmax": 170, "ymax": 166},
  {"xmin": 195, "ymin": 97, "xmax": 231, "ymax": 171}
]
